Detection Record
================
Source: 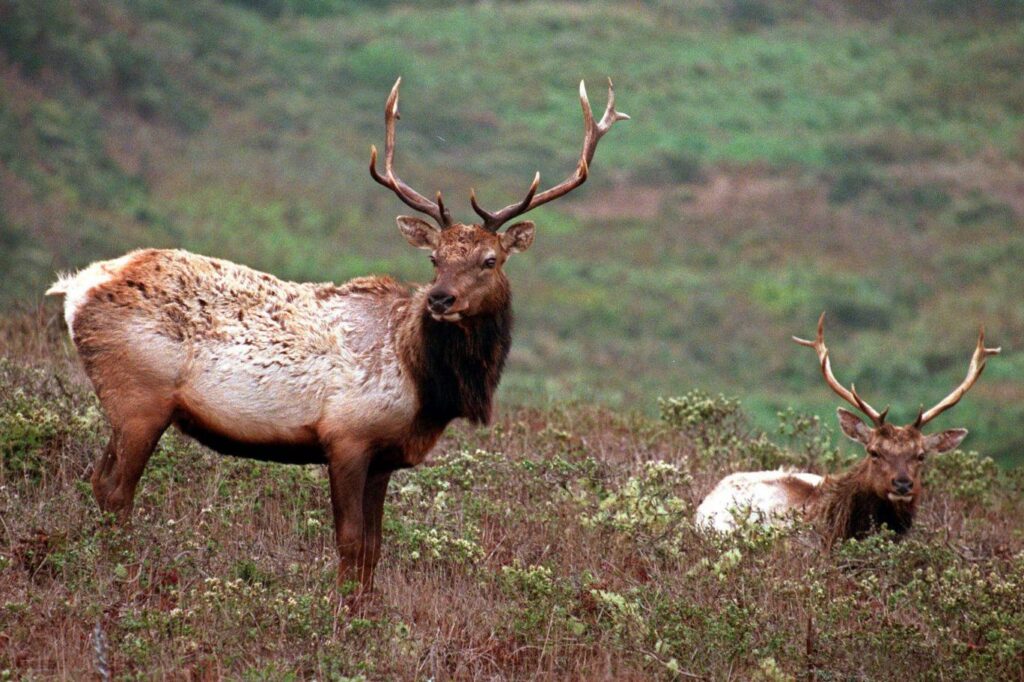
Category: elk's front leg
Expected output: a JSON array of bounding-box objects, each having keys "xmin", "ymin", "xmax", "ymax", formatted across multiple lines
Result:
[
  {"xmin": 358, "ymin": 469, "xmax": 392, "ymax": 592},
  {"xmin": 326, "ymin": 442, "xmax": 371, "ymax": 592}
]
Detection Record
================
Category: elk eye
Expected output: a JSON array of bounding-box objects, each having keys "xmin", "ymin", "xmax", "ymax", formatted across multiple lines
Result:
[
  {"xmin": 483, "ymin": 257, "xmax": 497, "ymax": 269},
  {"xmin": 869, "ymin": 450, "xmax": 880, "ymax": 459},
  {"xmin": 429, "ymin": 255, "xmax": 438, "ymax": 267}
]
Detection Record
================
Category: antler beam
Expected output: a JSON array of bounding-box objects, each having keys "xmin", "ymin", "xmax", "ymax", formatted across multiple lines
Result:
[
  {"xmin": 369, "ymin": 78, "xmax": 453, "ymax": 229},
  {"xmin": 793, "ymin": 312, "xmax": 890, "ymax": 427},
  {"xmin": 914, "ymin": 328, "xmax": 1000, "ymax": 428},
  {"xmin": 471, "ymin": 78, "xmax": 630, "ymax": 232}
]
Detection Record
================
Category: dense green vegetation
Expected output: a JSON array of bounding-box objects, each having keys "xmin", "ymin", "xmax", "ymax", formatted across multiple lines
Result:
[
  {"xmin": 1, "ymin": 339, "xmax": 1023, "ymax": 678},
  {"xmin": 1, "ymin": 0, "xmax": 1022, "ymax": 463}
]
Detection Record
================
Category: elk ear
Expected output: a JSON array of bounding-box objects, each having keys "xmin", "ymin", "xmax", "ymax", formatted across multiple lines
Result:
[
  {"xmin": 837, "ymin": 407, "xmax": 872, "ymax": 444},
  {"xmin": 501, "ymin": 221, "xmax": 535, "ymax": 254},
  {"xmin": 397, "ymin": 216, "xmax": 440, "ymax": 250},
  {"xmin": 924, "ymin": 428, "xmax": 968, "ymax": 453}
]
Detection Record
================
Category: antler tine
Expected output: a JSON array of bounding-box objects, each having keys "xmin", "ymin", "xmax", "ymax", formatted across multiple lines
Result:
[
  {"xmin": 914, "ymin": 326, "xmax": 1001, "ymax": 428},
  {"xmin": 792, "ymin": 312, "xmax": 888, "ymax": 427},
  {"xmin": 593, "ymin": 78, "xmax": 631, "ymax": 149},
  {"xmin": 472, "ymin": 78, "xmax": 629, "ymax": 232},
  {"xmin": 851, "ymin": 384, "xmax": 889, "ymax": 424},
  {"xmin": 369, "ymin": 78, "xmax": 452, "ymax": 228}
]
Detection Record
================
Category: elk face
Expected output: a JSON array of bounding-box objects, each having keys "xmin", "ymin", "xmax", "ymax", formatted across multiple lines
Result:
[
  {"xmin": 397, "ymin": 218, "xmax": 535, "ymax": 322},
  {"xmin": 836, "ymin": 408, "xmax": 967, "ymax": 503}
]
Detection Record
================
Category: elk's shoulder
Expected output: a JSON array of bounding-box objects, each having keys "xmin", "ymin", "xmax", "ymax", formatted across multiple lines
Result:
[{"xmin": 321, "ymin": 275, "xmax": 408, "ymax": 300}]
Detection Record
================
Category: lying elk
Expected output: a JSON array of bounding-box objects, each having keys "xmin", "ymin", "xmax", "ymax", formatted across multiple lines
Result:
[
  {"xmin": 696, "ymin": 313, "xmax": 999, "ymax": 545},
  {"xmin": 46, "ymin": 78, "xmax": 628, "ymax": 591}
]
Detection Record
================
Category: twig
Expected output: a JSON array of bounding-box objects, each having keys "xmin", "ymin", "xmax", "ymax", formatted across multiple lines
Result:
[{"xmin": 805, "ymin": 612, "xmax": 816, "ymax": 682}]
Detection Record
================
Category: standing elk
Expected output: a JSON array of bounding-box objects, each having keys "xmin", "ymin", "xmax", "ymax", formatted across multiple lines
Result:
[
  {"xmin": 46, "ymin": 78, "xmax": 628, "ymax": 591},
  {"xmin": 696, "ymin": 313, "xmax": 999, "ymax": 545}
]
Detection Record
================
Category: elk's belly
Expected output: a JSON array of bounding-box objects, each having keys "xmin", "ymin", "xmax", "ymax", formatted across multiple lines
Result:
[
  {"xmin": 172, "ymin": 407, "xmax": 325, "ymax": 464},
  {"xmin": 174, "ymin": 348, "xmax": 417, "ymax": 462},
  {"xmin": 170, "ymin": 350, "xmax": 330, "ymax": 462},
  {"xmin": 695, "ymin": 471, "xmax": 823, "ymax": 531}
]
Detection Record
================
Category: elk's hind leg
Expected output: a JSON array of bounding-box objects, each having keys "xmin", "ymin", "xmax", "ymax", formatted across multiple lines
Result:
[{"xmin": 92, "ymin": 397, "xmax": 172, "ymax": 521}]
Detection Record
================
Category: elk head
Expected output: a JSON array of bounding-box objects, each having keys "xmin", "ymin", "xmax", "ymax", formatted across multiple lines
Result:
[
  {"xmin": 369, "ymin": 77, "xmax": 628, "ymax": 322},
  {"xmin": 794, "ymin": 313, "xmax": 1000, "ymax": 504}
]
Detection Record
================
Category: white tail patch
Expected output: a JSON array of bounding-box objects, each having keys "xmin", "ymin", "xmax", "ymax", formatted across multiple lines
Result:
[{"xmin": 46, "ymin": 252, "xmax": 140, "ymax": 340}]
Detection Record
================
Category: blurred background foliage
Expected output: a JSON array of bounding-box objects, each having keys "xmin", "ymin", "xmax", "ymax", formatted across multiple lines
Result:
[{"xmin": 0, "ymin": 0, "xmax": 1022, "ymax": 463}]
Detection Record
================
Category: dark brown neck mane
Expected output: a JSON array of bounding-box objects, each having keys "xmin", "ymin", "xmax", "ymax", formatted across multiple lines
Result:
[
  {"xmin": 398, "ymin": 285, "xmax": 512, "ymax": 431},
  {"xmin": 810, "ymin": 460, "xmax": 916, "ymax": 547}
]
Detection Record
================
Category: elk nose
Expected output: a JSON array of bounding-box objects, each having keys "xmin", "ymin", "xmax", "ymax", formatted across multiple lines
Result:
[
  {"xmin": 427, "ymin": 290, "xmax": 457, "ymax": 313},
  {"xmin": 892, "ymin": 477, "xmax": 914, "ymax": 495}
]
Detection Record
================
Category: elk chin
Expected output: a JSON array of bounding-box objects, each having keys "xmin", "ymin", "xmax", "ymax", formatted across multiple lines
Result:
[
  {"xmin": 426, "ymin": 303, "xmax": 469, "ymax": 323},
  {"xmin": 430, "ymin": 311, "xmax": 463, "ymax": 323}
]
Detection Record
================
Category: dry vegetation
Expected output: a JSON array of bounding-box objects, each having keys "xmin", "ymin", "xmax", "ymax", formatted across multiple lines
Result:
[{"xmin": 2, "ymin": 318, "xmax": 1023, "ymax": 680}]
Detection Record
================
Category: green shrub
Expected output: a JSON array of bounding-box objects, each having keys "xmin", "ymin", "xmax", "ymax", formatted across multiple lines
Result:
[
  {"xmin": 828, "ymin": 165, "xmax": 881, "ymax": 203},
  {"xmin": 925, "ymin": 449, "xmax": 1000, "ymax": 505},
  {"xmin": 0, "ymin": 390, "xmax": 62, "ymax": 481},
  {"xmin": 581, "ymin": 460, "xmax": 691, "ymax": 539},
  {"xmin": 660, "ymin": 391, "xmax": 742, "ymax": 436}
]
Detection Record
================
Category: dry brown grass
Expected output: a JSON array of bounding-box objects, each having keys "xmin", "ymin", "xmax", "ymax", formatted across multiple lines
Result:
[{"xmin": 1, "ymin": 318, "xmax": 1023, "ymax": 680}]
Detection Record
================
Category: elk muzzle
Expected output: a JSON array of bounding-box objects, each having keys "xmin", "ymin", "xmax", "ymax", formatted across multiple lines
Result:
[
  {"xmin": 427, "ymin": 288, "xmax": 460, "ymax": 320},
  {"xmin": 888, "ymin": 476, "xmax": 915, "ymax": 502}
]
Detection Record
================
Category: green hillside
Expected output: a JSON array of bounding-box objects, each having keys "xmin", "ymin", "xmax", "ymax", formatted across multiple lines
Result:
[{"xmin": 1, "ymin": 0, "xmax": 1023, "ymax": 462}]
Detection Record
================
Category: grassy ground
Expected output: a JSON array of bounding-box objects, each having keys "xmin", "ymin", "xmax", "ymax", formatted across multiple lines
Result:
[{"xmin": 2, "ymin": 322, "xmax": 1023, "ymax": 679}]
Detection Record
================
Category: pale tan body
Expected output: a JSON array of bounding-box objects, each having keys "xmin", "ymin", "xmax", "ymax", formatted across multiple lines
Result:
[
  {"xmin": 51, "ymin": 249, "xmax": 417, "ymax": 453},
  {"xmin": 695, "ymin": 470, "xmax": 823, "ymax": 531}
]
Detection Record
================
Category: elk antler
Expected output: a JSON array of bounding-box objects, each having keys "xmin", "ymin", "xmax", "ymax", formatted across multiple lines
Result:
[
  {"xmin": 793, "ymin": 312, "xmax": 890, "ymax": 427},
  {"xmin": 913, "ymin": 327, "xmax": 1000, "ymax": 428},
  {"xmin": 470, "ymin": 78, "xmax": 630, "ymax": 232},
  {"xmin": 369, "ymin": 78, "xmax": 453, "ymax": 229}
]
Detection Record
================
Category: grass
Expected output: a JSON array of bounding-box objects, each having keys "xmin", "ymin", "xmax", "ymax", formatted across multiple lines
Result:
[{"xmin": 1, "ymin": 327, "xmax": 1023, "ymax": 679}]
